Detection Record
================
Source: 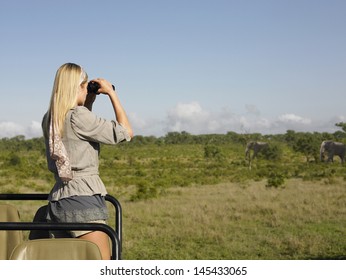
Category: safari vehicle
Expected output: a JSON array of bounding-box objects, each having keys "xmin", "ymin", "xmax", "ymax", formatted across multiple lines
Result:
[{"xmin": 0, "ymin": 193, "xmax": 122, "ymax": 260}]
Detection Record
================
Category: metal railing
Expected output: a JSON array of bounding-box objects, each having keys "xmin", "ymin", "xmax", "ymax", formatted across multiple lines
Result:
[{"xmin": 0, "ymin": 193, "xmax": 122, "ymax": 260}]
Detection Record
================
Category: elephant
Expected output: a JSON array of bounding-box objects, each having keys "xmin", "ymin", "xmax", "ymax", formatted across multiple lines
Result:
[
  {"xmin": 320, "ymin": 140, "xmax": 346, "ymax": 164},
  {"xmin": 245, "ymin": 141, "xmax": 268, "ymax": 160}
]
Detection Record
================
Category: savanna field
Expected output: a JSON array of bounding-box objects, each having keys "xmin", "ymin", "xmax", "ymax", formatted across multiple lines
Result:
[{"xmin": 0, "ymin": 131, "xmax": 345, "ymax": 259}]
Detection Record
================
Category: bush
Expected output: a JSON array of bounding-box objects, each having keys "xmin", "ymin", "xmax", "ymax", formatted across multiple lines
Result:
[
  {"xmin": 8, "ymin": 153, "xmax": 22, "ymax": 166},
  {"xmin": 204, "ymin": 144, "xmax": 222, "ymax": 159},
  {"xmin": 260, "ymin": 143, "xmax": 282, "ymax": 161},
  {"xmin": 130, "ymin": 181, "xmax": 158, "ymax": 201},
  {"xmin": 266, "ymin": 170, "xmax": 286, "ymax": 188}
]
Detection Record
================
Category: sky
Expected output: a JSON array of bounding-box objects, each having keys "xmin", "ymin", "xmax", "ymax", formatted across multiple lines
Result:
[{"xmin": 0, "ymin": 0, "xmax": 345, "ymax": 139}]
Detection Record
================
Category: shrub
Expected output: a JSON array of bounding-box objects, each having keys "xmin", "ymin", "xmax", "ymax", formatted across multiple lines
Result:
[
  {"xmin": 260, "ymin": 143, "xmax": 282, "ymax": 161},
  {"xmin": 266, "ymin": 170, "xmax": 286, "ymax": 188},
  {"xmin": 8, "ymin": 153, "xmax": 21, "ymax": 166},
  {"xmin": 204, "ymin": 144, "xmax": 222, "ymax": 160},
  {"xmin": 130, "ymin": 181, "xmax": 158, "ymax": 201}
]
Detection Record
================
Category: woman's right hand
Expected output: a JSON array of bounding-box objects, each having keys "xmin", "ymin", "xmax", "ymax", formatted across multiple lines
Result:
[{"xmin": 91, "ymin": 78, "xmax": 116, "ymax": 96}]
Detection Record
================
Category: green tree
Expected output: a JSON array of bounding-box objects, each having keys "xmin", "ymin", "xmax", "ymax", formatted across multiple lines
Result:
[
  {"xmin": 292, "ymin": 133, "xmax": 320, "ymax": 162},
  {"xmin": 335, "ymin": 122, "xmax": 346, "ymax": 133},
  {"xmin": 260, "ymin": 143, "xmax": 282, "ymax": 161}
]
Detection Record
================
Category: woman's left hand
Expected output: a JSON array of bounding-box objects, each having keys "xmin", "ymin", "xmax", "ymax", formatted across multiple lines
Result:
[{"xmin": 92, "ymin": 78, "xmax": 115, "ymax": 96}]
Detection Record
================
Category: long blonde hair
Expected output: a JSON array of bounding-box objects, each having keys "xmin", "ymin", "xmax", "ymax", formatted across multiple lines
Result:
[{"xmin": 43, "ymin": 63, "xmax": 88, "ymax": 137}]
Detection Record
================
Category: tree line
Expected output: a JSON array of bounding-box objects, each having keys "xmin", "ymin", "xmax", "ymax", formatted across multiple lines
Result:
[
  {"xmin": 1, "ymin": 123, "xmax": 346, "ymax": 194},
  {"xmin": 1, "ymin": 123, "xmax": 346, "ymax": 155}
]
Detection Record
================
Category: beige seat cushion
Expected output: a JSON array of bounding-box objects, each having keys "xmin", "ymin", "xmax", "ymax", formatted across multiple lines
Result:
[
  {"xmin": 0, "ymin": 204, "xmax": 23, "ymax": 260},
  {"xmin": 10, "ymin": 238, "xmax": 102, "ymax": 260}
]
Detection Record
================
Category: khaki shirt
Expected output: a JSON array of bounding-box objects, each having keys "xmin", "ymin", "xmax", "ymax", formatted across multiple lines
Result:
[{"xmin": 43, "ymin": 106, "xmax": 131, "ymax": 201}]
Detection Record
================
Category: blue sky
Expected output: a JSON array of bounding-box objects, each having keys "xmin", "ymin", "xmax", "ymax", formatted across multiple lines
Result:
[{"xmin": 0, "ymin": 0, "xmax": 345, "ymax": 138}]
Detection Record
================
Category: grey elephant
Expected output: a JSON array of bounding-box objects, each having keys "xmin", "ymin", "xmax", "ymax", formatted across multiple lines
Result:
[
  {"xmin": 245, "ymin": 141, "xmax": 268, "ymax": 160},
  {"xmin": 320, "ymin": 140, "xmax": 346, "ymax": 164}
]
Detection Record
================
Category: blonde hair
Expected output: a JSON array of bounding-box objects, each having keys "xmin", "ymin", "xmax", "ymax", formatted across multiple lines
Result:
[{"xmin": 44, "ymin": 63, "xmax": 88, "ymax": 137}]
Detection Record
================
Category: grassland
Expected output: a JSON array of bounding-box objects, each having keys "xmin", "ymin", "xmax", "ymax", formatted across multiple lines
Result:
[
  {"xmin": 0, "ymin": 135, "xmax": 346, "ymax": 259},
  {"xmin": 122, "ymin": 179, "xmax": 346, "ymax": 260}
]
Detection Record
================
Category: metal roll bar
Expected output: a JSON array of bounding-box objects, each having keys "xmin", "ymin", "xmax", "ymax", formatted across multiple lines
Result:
[{"xmin": 0, "ymin": 193, "xmax": 122, "ymax": 260}]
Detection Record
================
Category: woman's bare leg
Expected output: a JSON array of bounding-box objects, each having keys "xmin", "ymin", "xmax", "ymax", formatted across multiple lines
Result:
[{"xmin": 79, "ymin": 231, "xmax": 111, "ymax": 260}]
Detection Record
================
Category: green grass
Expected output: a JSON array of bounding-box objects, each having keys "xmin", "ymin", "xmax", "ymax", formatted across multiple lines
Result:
[
  {"xmin": 120, "ymin": 179, "xmax": 346, "ymax": 260},
  {"xmin": 1, "ymin": 137, "xmax": 346, "ymax": 259},
  {"xmin": 8, "ymin": 178, "xmax": 344, "ymax": 260}
]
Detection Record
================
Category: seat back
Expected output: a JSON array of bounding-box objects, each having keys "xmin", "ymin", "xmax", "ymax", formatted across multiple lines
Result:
[
  {"xmin": 0, "ymin": 204, "xmax": 23, "ymax": 260},
  {"xmin": 10, "ymin": 238, "xmax": 102, "ymax": 260}
]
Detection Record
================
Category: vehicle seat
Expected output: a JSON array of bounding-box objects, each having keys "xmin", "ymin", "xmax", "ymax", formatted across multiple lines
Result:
[
  {"xmin": 0, "ymin": 204, "xmax": 23, "ymax": 260},
  {"xmin": 9, "ymin": 238, "xmax": 102, "ymax": 260}
]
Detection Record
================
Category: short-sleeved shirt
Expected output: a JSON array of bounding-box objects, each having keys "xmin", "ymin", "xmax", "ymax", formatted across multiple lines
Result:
[{"xmin": 43, "ymin": 106, "xmax": 131, "ymax": 202}]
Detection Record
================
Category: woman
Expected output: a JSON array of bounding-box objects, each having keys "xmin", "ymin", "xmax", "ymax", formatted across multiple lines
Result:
[{"xmin": 42, "ymin": 63, "xmax": 133, "ymax": 259}]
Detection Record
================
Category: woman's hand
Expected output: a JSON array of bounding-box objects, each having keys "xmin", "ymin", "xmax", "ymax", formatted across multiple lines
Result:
[
  {"xmin": 91, "ymin": 78, "xmax": 115, "ymax": 96},
  {"xmin": 88, "ymin": 77, "xmax": 133, "ymax": 138}
]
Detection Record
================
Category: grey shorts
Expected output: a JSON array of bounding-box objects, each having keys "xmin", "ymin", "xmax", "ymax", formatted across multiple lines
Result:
[{"xmin": 46, "ymin": 195, "xmax": 109, "ymax": 238}]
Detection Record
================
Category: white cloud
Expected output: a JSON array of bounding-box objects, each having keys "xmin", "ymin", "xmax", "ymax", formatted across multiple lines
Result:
[
  {"xmin": 128, "ymin": 112, "xmax": 147, "ymax": 130},
  {"xmin": 25, "ymin": 121, "xmax": 42, "ymax": 138},
  {"xmin": 0, "ymin": 122, "xmax": 25, "ymax": 138},
  {"xmin": 168, "ymin": 102, "xmax": 208, "ymax": 121},
  {"xmin": 0, "ymin": 121, "xmax": 42, "ymax": 139},
  {"xmin": 245, "ymin": 104, "xmax": 261, "ymax": 116},
  {"xmin": 165, "ymin": 102, "xmax": 252, "ymax": 134},
  {"xmin": 160, "ymin": 102, "xmax": 341, "ymax": 135},
  {"xmin": 2, "ymin": 109, "xmax": 343, "ymax": 139},
  {"xmin": 330, "ymin": 115, "xmax": 346, "ymax": 124},
  {"xmin": 277, "ymin": 113, "xmax": 311, "ymax": 125},
  {"xmin": 166, "ymin": 102, "xmax": 210, "ymax": 134},
  {"xmin": 164, "ymin": 102, "xmax": 279, "ymax": 134},
  {"xmin": 128, "ymin": 112, "xmax": 164, "ymax": 136}
]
